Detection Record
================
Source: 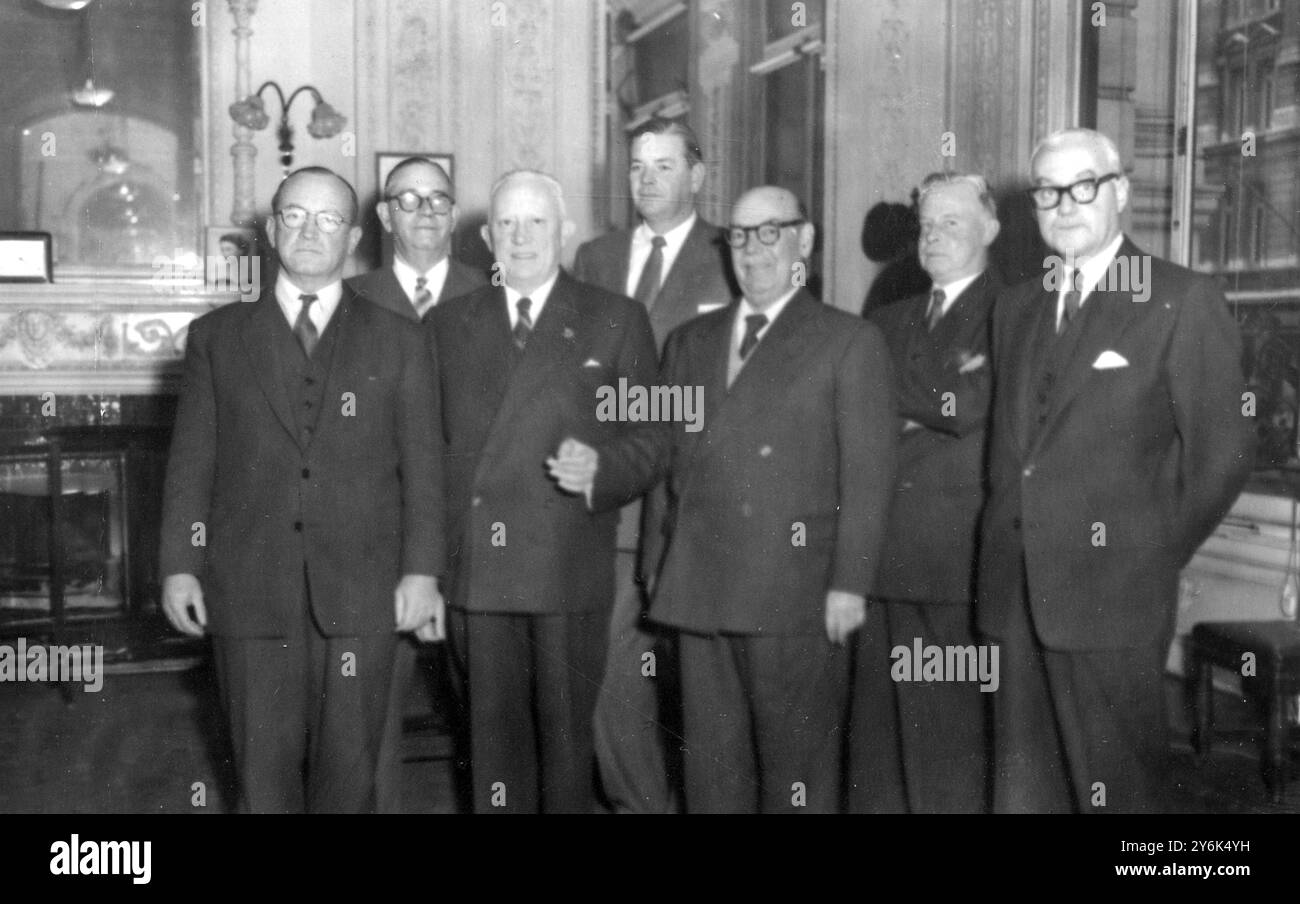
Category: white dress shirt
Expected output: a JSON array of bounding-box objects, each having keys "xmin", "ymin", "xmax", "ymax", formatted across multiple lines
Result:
[
  {"xmin": 505, "ymin": 271, "xmax": 560, "ymax": 329},
  {"xmin": 1056, "ymin": 232, "xmax": 1124, "ymax": 331},
  {"xmin": 625, "ymin": 212, "xmax": 697, "ymax": 298},
  {"xmin": 275, "ymin": 274, "xmax": 342, "ymax": 334},
  {"xmin": 727, "ymin": 287, "xmax": 800, "ymax": 387},
  {"xmin": 392, "ymin": 254, "xmax": 450, "ymax": 310}
]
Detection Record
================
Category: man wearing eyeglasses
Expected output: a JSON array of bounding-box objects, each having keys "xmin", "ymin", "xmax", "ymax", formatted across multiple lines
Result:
[
  {"xmin": 979, "ymin": 128, "xmax": 1254, "ymax": 812},
  {"xmin": 572, "ymin": 118, "xmax": 735, "ymax": 814},
  {"xmin": 551, "ymin": 185, "xmax": 896, "ymax": 812},
  {"xmin": 347, "ymin": 157, "xmax": 486, "ymax": 321},
  {"xmin": 159, "ymin": 166, "xmax": 445, "ymax": 813}
]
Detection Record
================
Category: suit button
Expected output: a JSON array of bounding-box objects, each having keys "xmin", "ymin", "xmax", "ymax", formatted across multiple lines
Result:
[
  {"xmin": 304, "ymin": 400, "xmax": 313, "ymax": 408},
  {"xmin": 741, "ymin": 503, "xmax": 752, "ymax": 518},
  {"xmin": 304, "ymin": 377, "xmax": 316, "ymax": 385},
  {"xmin": 900, "ymin": 480, "xmax": 914, "ymax": 490},
  {"xmin": 302, "ymin": 468, "xmax": 310, "ymax": 479},
  {"xmin": 1022, "ymin": 466, "xmax": 1034, "ymax": 477},
  {"xmin": 472, "ymin": 496, "xmax": 482, "ymax": 507},
  {"xmin": 1037, "ymin": 392, "xmax": 1048, "ymax": 404},
  {"xmin": 1011, "ymin": 517, "xmax": 1022, "ymax": 530},
  {"xmin": 293, "ymin": 521, "xmax": 303, "ymax": 532},
  {"xmin": 759, "ymin": 445, "xmax": 772, "ymax": 457}
]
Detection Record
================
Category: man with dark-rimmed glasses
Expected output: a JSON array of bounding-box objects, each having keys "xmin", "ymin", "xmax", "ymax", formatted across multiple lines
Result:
[
  {"xmin": 348, "ymin": 157, "xmax": 486, "ymax": 322},
  {"xmin": 978, "ymin": 127, "xmax": 1254, "ymax": 812},
  {"xmin": 160, "ymin": 166, "xmax": 445, "ymax": 812},
  {"xmin": 552, "ymin": 184, "xmax": 896, "ymax": 812}
]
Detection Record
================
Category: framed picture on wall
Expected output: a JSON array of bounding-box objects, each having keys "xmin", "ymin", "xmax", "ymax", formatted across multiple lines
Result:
[
  {"xmin": 0, "ymin": 232, "xmax": 53, "ymax": 282},
  {"xmin": 376, "ymin": 153, "xmax": 455, "ymax": 198},
  {"xmin": 204, "ymin": 226, "xmax": 261, "ymax": 293}
]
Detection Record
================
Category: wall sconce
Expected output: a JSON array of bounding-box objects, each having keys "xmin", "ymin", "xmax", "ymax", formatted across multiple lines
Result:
[{"xmin": 228, "ymin": 82, "xmax": 347, "ymax": 173}]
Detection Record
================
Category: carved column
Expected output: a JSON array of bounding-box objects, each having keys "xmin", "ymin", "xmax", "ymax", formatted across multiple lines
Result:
[{"xmin": 228, "ymin": 0, "xmax": 258, "ymax": 226}]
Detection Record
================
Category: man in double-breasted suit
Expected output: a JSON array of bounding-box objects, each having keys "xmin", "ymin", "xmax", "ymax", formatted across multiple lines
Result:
[
  {"xmin": 571, "ymin": 118, "xmax": 734, "ymax": 813},
  {"xmin": 555, "ymin": 186, "xmax": 896, "ymax": 813},
  {"xmin": 346, "ymin": 157, "xmax": 485, "ymax": 321},
  {"xmin": 159, "ymin": 167, "xmax": 445, "ymax": 813},
  {"xmin": 429, "ymin": 170, "xmax": 659, "ymax": 813},
  {"xmin": 980, "ymin": 128, "xmax": 1255, "ymax": 812},
  {"xmin": 852, "ymin": 172, "xmax": 1002, "ymax": 813}
]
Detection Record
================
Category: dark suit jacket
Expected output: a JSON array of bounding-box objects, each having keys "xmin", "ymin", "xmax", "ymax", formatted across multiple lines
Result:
[
  {"xmin": 595, "ymin": 290, "xmax": 897, "ymax": 636},
  {"xmin": 978, "ymin": 238, "xmax": 1255, "ymax": 650},
  {"xmin": 159, "ymin": 285, "xmax": 444, "ymax": 637},
  {"xmin": 572, "ymin": 216, "xmax": 735, "ymax": 351},
  {"xmin": 870, "ymin": 269, "xmax": 1000, "ymax": 604},
  {"xmin": 429, "ymin": 270, "xmax": 660, "ymax": 614},
  {"xmin": 345, "ymin": 258, "xmax": 487, "ymax": 321}
]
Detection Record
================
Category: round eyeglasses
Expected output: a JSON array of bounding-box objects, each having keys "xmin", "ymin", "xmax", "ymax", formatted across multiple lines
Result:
[
  {"xmin": 386, "ymin": 190, "xmax": 455, "ymax": 215},
  {"xmin": 1026, "ymin": 173, "xmax": 1120, "ymax": 211},
  {"xmin": 726, "ymin": 218, "xmax": 805, "ymax": 249},
  {"xmin": 275, "ymin": 206, "xmax": 347, "ymax": 234}
]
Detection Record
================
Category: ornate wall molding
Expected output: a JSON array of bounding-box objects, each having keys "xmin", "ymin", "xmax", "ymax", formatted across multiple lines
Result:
[
  {"xmin": 0, "ymin": 285, "xmax": 233, "ymax": 395},
  {"xmin": 227, "ymin": 0, "xmax": 258, "ymax": 226}
]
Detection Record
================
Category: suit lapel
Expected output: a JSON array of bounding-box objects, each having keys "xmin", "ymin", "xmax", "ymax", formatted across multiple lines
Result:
[
  {"xmin": 312, "ymin": 290, "xmax": 362, "ymax": 449},
  {"xmin": 653, "ymin": 219, "xmax": 722, "ymax": 331},
  {"xmin": 240, "ymin": 293, "xmax": 300, "ymax": 447},
  {"xmin": 1005, "ymin": 286, "xmax": 1056, "ymax": 456}
]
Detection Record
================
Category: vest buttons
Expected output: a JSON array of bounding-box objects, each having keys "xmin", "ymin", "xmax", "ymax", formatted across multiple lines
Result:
[
  {"xmin": 302, "ymin": 468, "xmax": 310, "ymax": 479},
  {"xmin": 293, "ymin": 521, "xmax": 303, "ymax": 532},
  {"xmin": 1022, "ymin": 466, "xmax": 1034, "ymax": 478}
]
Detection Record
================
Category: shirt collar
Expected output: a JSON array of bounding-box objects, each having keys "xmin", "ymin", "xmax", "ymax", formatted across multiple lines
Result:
[
  {"xmin": 932, "ymin": 271, "xmax": 982, "ymax": 314},
  {"xmin": 736, "ymin": 286, "xmax": 799, "ymax": 343},
  {"xmin": 634, "ymin": 211, "xmax": 697, "ymax": 256},
  {"xmin": 505, "ymin": 270, "xmax": 560, "ymax": 326},
  {"xmin": 392, "ymin": 254, "xmax": 450, "ymax": 299},
  {"xmin": 275, "ymin": 274, "xmax": 342, "ymax": 330},
  {"xmin": 1068, "ymin": 232, "xmax": 1125, "ymax": 297}
]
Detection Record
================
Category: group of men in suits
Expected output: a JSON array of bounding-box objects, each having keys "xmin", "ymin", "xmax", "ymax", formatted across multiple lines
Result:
[{"xmin": 159, "ymin": 121, "xmax": 1255, "ymax": 814}]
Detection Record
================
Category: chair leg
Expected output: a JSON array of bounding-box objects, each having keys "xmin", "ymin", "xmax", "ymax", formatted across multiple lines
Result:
[
  {"xmin": 1264, "ymin": 688, "xmax": 1285, "ymax": 805},
  {"xmin": 1190, "ymin": 652, "xmax": 1214, "ymax": 756}
]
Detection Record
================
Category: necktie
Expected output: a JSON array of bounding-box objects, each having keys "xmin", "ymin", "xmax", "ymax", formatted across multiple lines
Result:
[
  {"xmin": 294, "ymin": 293, "xmax": 319, "ymax": 358},
  {"xmin": 739, "ymin": 313, "xmax": 768, "ymax": 360},
  {"xmin": 1058, "ymin": 271, "xmax": 1082, "ymax": 335},
  {"xmin": 513, "ymin": 297, "xmax": 533, "ymax": 350},
  {"xmin": 413, "ymin": 275, "xmax": 435, "ymax": 319},
  {"xmin": 633, "ymin": 235, "xmax": 666, "ymax": 309},
  {"xmin": 926, "ymin": 288, "xmax": 946, "ymax": 331}
]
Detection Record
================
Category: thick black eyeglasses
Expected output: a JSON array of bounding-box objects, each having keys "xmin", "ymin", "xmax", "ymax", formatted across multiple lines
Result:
[
  {"xmin": 726, "ymin": 218, "xmax": 805, "ymax": 249},
  {"xmin": 275, "ymin": 206, "xmax": 347, "ymax": 233},
  {"xmin": 1026, "ymin": 173, "xmax": 1121, "ymax": 211},
  {"xmin": 386, "ymin": 190, "xmax": 455, "ymax": 215}
]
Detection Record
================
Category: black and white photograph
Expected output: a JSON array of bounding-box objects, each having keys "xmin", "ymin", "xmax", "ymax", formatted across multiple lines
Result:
[{"xmin": 0, "ymin": 0, "xmax": 1296, "ymax": 872}]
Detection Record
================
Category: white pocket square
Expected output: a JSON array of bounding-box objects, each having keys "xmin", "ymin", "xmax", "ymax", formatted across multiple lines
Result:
[
  {"xmin": 582, "ymin": 358, "xmax": 602, "ymax": 368},
  {"xmin": 697, "ymin": 302, "xmax": 727, "ymax": 314},
  {"xmin": 1092, "ymin": 350, "xmax": 1129, "ymax": 369},
  {"xmin": 956, "ymin": 353, "xmax": 986, "ymax": 375}
]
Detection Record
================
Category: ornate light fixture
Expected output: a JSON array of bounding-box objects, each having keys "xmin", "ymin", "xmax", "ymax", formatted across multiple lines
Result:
[{"xmin": 229, "ymin": 82, "xmax": 347, "ymax": 172}]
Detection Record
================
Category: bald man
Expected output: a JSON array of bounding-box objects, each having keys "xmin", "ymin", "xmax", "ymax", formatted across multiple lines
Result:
[{"xmin": 553, "ymin": 186, "xmax": 896, "ymax": 813}]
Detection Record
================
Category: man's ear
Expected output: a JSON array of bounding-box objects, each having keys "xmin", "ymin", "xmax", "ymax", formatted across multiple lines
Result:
[
  {"xmin": 376, "ymin": 199, "xmax": 393, "ymax": 234},
  {"xmin": 797, "ymin": 222, "xmax": 815, "ymax": 258},
  {"xmin": 561, "ymin": 219, "xmax": 577, "ymax": 246},
  {"xmin": 480, "ymin": 223, "xmax": 493, "ymax": 253},
  {"xmin": 265, "ymin": 217, "xmax": 278, "ymax": 251},
  {"xmin": 346, "ymin": 225, "xmax": 363, "ymax": 257},
  {"xmin": 690, "ymin": 162, "xmax": 706, "ymax": 195},
  {"xmin": 1114, "ymin": 174, "xmax": 1130, "ymax": 214},
  {"xmin": 982, "ymin": 216, "xmax": 1002, "ymax": 247}
]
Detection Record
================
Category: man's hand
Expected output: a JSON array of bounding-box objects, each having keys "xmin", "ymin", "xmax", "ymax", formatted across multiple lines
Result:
[
  {"xmin": 825, "ymin": 589, "xmax": 866, "ymax": 645},
  {"xmin": 162, "ymin": 573, "xmax": 208, "ymax": 637},
  {"xmin": 546, "ymin": 437, "xmax": 598, "ymax": 507},
  {"xmin": 395, "ymin": 574, "xmax": 444, "ymax": 638}
]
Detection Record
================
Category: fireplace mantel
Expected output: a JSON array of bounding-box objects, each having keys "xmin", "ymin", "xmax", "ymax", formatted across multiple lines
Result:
[{"xmin": 0, "ymin": 283, "xmax": 239, "ymax": 396}]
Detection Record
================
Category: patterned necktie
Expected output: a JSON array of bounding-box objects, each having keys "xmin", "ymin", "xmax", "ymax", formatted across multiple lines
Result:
[
  {"xmin": 513, "ymin": 297, "xmax": 533, "ymax": 350},
  {"xmin": 413, "ymin": 275, "xmax": 435, "ymax": 319},
  {"xmin": 739, "ymin": 313, "xmax": 769, "ymax": 360},
  {"xmin": 633, "ymin": 235, "xmax": 667, "ymax": 310},
  {"xmin": 294, "ymin": 293, "xmax": 319, "ymax": 358},
  {"xmin": 926, "ymin": 288, "xmax": 946, "ymax": 331}
]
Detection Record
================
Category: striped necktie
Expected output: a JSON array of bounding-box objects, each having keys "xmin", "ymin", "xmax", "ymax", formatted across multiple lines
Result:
[
  {"xmin": 413, "ymin": 275, "xmax": 435, "ymax": 319},
  {"xmin": 513, "ymin": 297, "xmax": 533, "ymax": 350},
  {"xmin": 294, "ymin": 293, "xmax": 319, "ymax": 358}
]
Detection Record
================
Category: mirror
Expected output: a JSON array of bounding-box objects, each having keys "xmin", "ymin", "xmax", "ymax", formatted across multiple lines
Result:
[{"xmin": 0, "ymin": 0, "xmax": 202, "ymax": 278}]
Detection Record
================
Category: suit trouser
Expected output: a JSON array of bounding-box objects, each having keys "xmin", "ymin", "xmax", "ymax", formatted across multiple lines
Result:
[
  {"xmin": 988, "ymin": 572, "xmax": 1172, "ymax": 814},
  {"xmin": 678, "ymin": 629, "xmax": 850, "ymax": 813},
  {"xmin": 592, "ymin": 548, "xmax": 675, "ymax": 813},
  {"xmin": 374, "ymin": 636, "xmax": 417, "ymax": 813},
  {"xmin": 848, "ymin": 597, "xmax": 989, "ymax": 813},
  {"xmin": 447, "ymin": 607, "xmax": 609, "ymax": 813},
  {"xmin": 210, "ymin": 580, "xmax": 398, "ymax": 814}
]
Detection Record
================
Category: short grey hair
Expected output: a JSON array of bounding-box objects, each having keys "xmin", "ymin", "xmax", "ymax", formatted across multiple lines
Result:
[
  {"xmin": 1030, "ymin": 127, "xmax": 1123, "ymax": 174},
  {"xmin": 918, "ymin": 171, "xmax": 998, "ymax": 221},
  {"xmin": 488, "ymin": 169, "xmax": 567, "ymax": 221}
]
